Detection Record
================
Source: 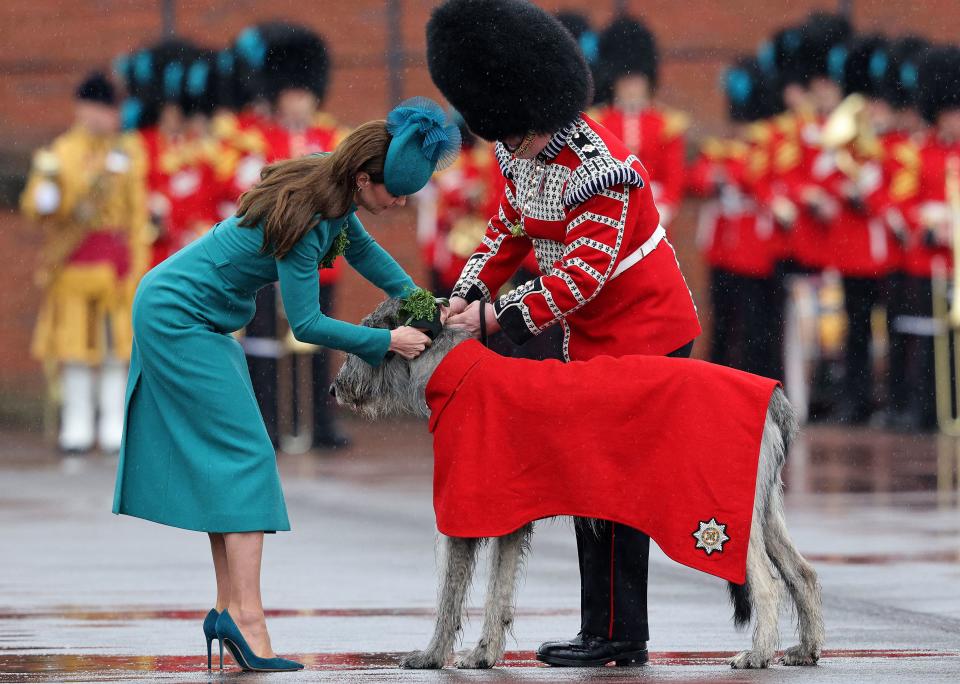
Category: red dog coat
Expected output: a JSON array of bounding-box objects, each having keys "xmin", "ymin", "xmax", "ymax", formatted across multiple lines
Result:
[{"xmin": 425, "ymin": 340, "xmax": 780, "ymax": 584}]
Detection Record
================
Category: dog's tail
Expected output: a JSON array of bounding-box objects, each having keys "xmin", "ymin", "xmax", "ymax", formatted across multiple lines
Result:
[{"xmin": 728, "ymin": 580, "xmax": 751, "ymax": 629}]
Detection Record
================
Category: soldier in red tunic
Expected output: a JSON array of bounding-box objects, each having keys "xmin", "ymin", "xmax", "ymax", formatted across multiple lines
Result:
[
  {"xmin": 864, "ymin": 37, "xmax": 930, "ymax": 429},
  {"xmin": 689, "ymin": 57, "xmax": 781, "ymax": 378},
  {"xmin": 428, "ymin": 0, "xmax": 700, "ymax": 667},
  {"xmin": 594, "ymin": 16, "xmax": 688, "ymax": 231},
  {"xmin": 899, "ymin": 46, "xmax": 960, "ymax": 430}
]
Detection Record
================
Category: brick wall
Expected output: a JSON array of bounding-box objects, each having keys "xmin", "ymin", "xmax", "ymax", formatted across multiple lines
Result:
[{"xmin": 2, "ymin": 0, "xmax": 959, "ymax": 416}]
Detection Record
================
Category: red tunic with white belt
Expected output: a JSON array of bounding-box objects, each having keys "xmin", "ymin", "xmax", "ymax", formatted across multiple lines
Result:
[{"xmin": 451, "ymin": 114, "xmax": 701, "ymax": 362}]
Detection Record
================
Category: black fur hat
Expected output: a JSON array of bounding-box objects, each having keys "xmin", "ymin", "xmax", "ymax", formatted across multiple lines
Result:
[
  {"xmin": 181, "ymin": 50, "xmax": 221, "ymax": 116},
  {"xmin": 426, "ymin": 0, "xmax": 592, "ymax": 141},
  {"xmin": 918, "ymin": 45, "xmax": 960, "ymax": 124},
  {"xmin": 598, "ymin": 16, "xmax": 658, "ymax": 90},
  {"xmin": 724, "ymin": 57, "xmax": 779, "ymax": 122},
  {"xmin": 76, "ymin": 71, "xmax": 116, "ymax": 106},
  {"xmin": 832, "ymin": 34, "xmax": 887, "ymax": 97},
  {"xmin": 260, "ymin": 23, "xmax": 330, "ymax": 103},
  {"xmin": 759, "ymin": 25, "xmax": 810, "ymax": 90},
  {"xmin": 800, "ymin": 12, "xmax": 852, "ymax": 80},
  {"xmin": 874, "ymin": 36, "xmax": 928, "ymax": 109}
]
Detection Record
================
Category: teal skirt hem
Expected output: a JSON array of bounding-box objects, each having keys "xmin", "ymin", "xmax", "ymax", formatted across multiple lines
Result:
[{"xmin": 113, "ymin": 510, "xmax": 291, "ymax": 534}]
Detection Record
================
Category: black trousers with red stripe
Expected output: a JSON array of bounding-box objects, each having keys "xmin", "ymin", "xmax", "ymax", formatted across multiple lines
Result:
[{"xmin": 574, "ymin": 340, "xmax": 694, "ymax": 642}]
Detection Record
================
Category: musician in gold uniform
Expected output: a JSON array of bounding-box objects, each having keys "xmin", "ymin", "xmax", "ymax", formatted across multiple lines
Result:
[{"xmin": 20, "ymin": 72, "xmax": 149, "ymax": 453}]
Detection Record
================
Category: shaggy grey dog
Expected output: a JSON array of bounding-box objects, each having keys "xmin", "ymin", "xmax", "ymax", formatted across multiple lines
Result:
[{"xmin": 332, "ymin": 299, "xmax": 824, "ymax": 670}]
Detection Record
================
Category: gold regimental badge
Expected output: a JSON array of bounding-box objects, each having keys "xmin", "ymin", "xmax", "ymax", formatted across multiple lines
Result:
[{"xmin": 693, "ymin": 518, "xmax": 730, "ymax": 555}]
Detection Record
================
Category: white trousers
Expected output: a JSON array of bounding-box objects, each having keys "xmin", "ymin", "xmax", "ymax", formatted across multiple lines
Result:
[{"xmin": 59, "ymin": 359, "xmax": 127, "ymax": 452}]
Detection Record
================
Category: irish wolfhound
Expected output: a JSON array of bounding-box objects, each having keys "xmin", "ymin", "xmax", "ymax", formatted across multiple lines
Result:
[{"xmin": 332, "ymin": 298, "xmax": 824, "ymax": 670}]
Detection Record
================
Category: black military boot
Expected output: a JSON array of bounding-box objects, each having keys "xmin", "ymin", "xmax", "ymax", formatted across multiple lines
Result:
[{"xmin": 536, "ymin": 632, "xmax": 648, "ymax": 667}]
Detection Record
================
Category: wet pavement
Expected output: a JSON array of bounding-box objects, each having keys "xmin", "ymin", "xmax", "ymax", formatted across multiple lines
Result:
[{"xmin": 1, "ymin": 419, "xmax": 958, "ymax": 682}]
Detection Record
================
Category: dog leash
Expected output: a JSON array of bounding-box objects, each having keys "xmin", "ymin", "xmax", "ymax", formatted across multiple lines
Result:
[{"xmin": 479, "ymin": 300, "xmax": 489, "ymax": 348}]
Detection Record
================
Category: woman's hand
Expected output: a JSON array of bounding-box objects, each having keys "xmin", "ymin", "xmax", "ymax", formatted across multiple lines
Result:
[
  {"xmin": 389, "ymin": 326, "xmax": 432, "ymax": 359},
  {"xmin": 446, "ymin": 300, "xmax": 501, "ymax": 338}
]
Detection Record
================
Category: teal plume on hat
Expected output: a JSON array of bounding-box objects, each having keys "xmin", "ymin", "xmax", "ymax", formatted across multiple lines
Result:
[{"xmin": 384, "ymin": 96, "xmax": 461, "ymax": 196}]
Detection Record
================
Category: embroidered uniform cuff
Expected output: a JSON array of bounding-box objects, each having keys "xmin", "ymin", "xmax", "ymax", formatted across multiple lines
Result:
[
  {"xmin": 452, "ymin": 282, "xmax": 489, "ymax": 303},
  {"xmin": 493, "ymin": 300, "xmax": 535, "ymax": 345}
]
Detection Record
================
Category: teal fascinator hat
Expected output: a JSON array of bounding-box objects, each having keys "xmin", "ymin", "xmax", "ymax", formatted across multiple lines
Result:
[{"xmin": 384, "ymin": 96, "xmax": 461, "ymax": 196}]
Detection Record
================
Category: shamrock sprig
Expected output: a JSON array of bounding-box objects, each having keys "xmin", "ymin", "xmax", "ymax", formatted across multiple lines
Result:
[
  {"xmin": 320, "ymin": 223, "xmax": 350, "ymax": 269},
  {"xmin": 398, "ymin": 287, "xmax": 449, "ymax": 325}
]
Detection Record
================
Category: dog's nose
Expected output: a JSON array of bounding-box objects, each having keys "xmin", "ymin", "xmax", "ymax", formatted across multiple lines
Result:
[{"xmin": 329, "ymin": 384, "xmax": 337, "ymax": 397}]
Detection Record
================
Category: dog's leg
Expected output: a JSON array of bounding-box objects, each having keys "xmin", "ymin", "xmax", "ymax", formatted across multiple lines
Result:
[
  {"xmin": 400, "ymin": 535, "xmax": 480, "ymax": 669},
  {"xmin": 455, "ymin": 524, "xmax": 532, "ymax": 669},
  {"xmin": 730, "ymin": 510, "xmax": 781, "ymax": 668},
  {"xmin": 765, "ymin": 484, "xmax": 824, "ymax": 666}
]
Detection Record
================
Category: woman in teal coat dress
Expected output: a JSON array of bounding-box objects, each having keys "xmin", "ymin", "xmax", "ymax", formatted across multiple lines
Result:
[{"xmin": 112, "ymin": 98, "xmax": 460, "ymax": 672}]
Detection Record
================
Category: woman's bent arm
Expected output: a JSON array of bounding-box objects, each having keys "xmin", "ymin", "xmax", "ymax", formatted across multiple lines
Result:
[
  {"xmin": 343, "ymin": 213, "xmax": 416, "ymax": 297},
  {"xmin": 276, "ymin": 232, "xmax": 391, "ymax": 366}
]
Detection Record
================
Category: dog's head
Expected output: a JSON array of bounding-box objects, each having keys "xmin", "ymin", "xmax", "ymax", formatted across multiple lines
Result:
[{"xmin": 332, "ymin": 298, "xmax": 469, "ymax": 419}]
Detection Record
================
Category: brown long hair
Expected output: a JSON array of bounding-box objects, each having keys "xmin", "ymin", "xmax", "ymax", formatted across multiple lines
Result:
[{"xmin": 235, "ymin": 120, "xmax": 390, "ymax": 258}]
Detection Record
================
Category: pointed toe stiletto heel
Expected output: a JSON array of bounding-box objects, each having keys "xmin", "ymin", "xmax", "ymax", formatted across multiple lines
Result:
[
  {"xmin": 214, "ymin": 609, "xmax": 304, "ymax": 672},
  {"xmin": 203, "ymin": 609, "xmax": 220, "ymax": 670}
]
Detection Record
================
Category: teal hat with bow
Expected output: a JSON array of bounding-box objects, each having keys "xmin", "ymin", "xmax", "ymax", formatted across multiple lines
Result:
[{"xmin": 384, "ymin": 96, "xmax": 461, "ymax": 196}]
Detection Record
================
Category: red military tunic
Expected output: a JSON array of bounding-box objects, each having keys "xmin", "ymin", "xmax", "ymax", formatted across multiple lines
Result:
[
  {"xmin": 814, "ymin": 138, "xmax": 895, "ymax": 278},
  {"xmin": 595, "ymin": 105, "xmax": 688, "ymax": 228},
  {"xmin": 688, "ymin": 136, "xmax": 776, "ymax": 279},
  {"xmin": 426, "ymin": 340, "xmax": 779, "ymax": 584},
  {"xmin": 452, "ymin": 114, "xmax": 701, "ymax": 361},
  {"xmin": 903, "ymin": 135, "xmax": 958, "ymax": 278},
  {"xmin": 140, "ymin": 128, "xmax": 220, "ymax": 266}
]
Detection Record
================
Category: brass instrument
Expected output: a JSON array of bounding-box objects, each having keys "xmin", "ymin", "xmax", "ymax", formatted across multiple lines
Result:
[
  {"xmin": 820, "ymin": 93, "xmax": 878, "ymax": 183},
  {"xmin": 933, "ymin": 154, "xmax": 960, "ymax": 435}
]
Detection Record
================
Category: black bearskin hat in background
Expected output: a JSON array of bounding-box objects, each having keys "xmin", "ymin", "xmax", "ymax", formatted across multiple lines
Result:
[
  {"xmin": 76, "ymin": 71, "xmax": 116, "ymax": 106},
  {"xmin": 917, "ymin": 45, "xmax": 960, "ymax": 124},
  {"xmin": 426, "ymin": 0, "xmax": 592, "ymax": 141},
  {"xmin": 758, "ymin": 25, "xmax": 811, "ymax": 91},
  {"xmin": 556, "ymin": 11, "xmax": 599, "ymax": 66},
  {"xmin": 116, "ymin": 38, "xmax": 198, "ymax": 129},
  {"xmin": 874, "ymin": 36, "xmax": 929, "ymax": 109},
  {"xmin": 597, "ymin": 15, "xmax": 658, "ymax": 103},
  {"xmin": 181, "ymin": 50, "xmax": 221, "ymax": 117},
  {"xmin": 832, "ymin": 34, "xmax": 888, "ymax": 97},
  {"xmin": 800, "ymin": 12, "xmax": 852, "ymax": 80},
  {"xmin": 723, "ymin": 56, "xmax": 780, "ymax": 123},
  {"xmin": 260, "ymin": 23, "xmax": 330, "ymax": 103}
]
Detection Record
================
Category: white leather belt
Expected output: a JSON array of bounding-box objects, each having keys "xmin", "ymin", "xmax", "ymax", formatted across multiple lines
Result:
[{"xmin": 610, "ymin": 225, "xmax": 666, "ymax": 281}]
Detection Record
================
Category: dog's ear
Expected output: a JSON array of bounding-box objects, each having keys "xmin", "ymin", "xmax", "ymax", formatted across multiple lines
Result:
[{"xmin": 360, "ymin": 298, "xmax": 402, "ymax": 330}]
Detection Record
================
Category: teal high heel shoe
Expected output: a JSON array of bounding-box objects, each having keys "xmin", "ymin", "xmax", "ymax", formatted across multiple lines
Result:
[
  {"xmin": 215, "ymin": 609, "xmax": 304, "ymax": 672},
  {"xmin": 203, "ymin": 609, "xmax": 219, "ymax": 670}
]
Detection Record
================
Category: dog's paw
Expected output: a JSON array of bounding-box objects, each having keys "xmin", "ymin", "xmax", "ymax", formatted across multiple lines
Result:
[
  {"xmin": 729, "ymin": 650, "xmax": 773, "ymax": 669},
  {"xmin": 779, "ymin": 645, "xmax": 820, "ymax": 666},
  {"xmin": 454, "ymin": 647, "xmax": 497, "ymax": 669},
  {"xmin": 399, "ymin": 650, "xmax": 445, "ymax": 669}
]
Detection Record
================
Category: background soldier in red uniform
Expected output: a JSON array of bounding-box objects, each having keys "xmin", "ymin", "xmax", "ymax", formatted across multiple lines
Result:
[
  {"xmin": 428, "ymin": 0, "xmax": 700, "ymax": 667},
  {"xmin": 901, "ymin": 46, "xmax": 960, "ymax": 431},
  {"xmin": 689, "ymin": 57, "xmax": 781, "ymax": 378},
  {"xmin": 866, "ymin": 37, "xmax": 930, "ymax": 429},
  {"xmin": 594, "ymin": 16, "xmax": 688, "ymax": 231}
]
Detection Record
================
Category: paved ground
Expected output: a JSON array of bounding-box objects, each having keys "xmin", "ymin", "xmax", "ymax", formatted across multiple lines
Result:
[{"xmin": 0, "ymin": 419, "xmax": 958, "ymax": 682}]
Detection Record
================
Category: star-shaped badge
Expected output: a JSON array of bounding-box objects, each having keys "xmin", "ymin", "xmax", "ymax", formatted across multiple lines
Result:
[{"xmin": 693, "ymin": 518, "xmax": 730, "ymax": 555}]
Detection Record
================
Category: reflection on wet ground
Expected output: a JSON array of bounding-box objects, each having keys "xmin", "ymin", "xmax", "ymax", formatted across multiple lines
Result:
[{"xmin": 1, "ymin": 419, "xmax": 958, "ymax": 683}]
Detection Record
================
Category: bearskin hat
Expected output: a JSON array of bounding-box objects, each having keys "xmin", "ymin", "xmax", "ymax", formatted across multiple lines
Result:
[
  {"xmin": 556, "ymin": 11, "xmax": 599, "ymax": 65},
  {"xmin": 918, "ymin": 45, "xmax": 960, "ymax": 124},
  {"xmin": 874, "ymin": 36, "xmax": 929, "ymax": 109},
  {"xmin": 76, "ymin": 71, "xmax": 116, "ymax": 106},
  {"xmin": 724, "ymin": 56, "xmax": 780, "ymax": 122},
  {"xmin": 261, "ymin": 23, "xmax": 330, "ymax": 103},
  {"xmin": 830, "ymin": 34, "xmax": 887, "ymax": 97},
  {"xmin": 181, "ymin": 50, "xmax": 221, "ymax": 117},
  {"xmin": 598, "ymin": 16, "xmax": 658, "ymax": 90},
  {"xmin": 426, "ymin": 0, "xmax": 592, "ymax": 141},
  {"xmin": 116, "ymin": 38, "xmax": 198, "ymax": 129},
  {"xmin": 758, "ymin": 25, "xmax": 811, "ymax": 90},
  {"xmin": 799, "ymin": 12, "xmax": 853, "ymax": 80}
]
